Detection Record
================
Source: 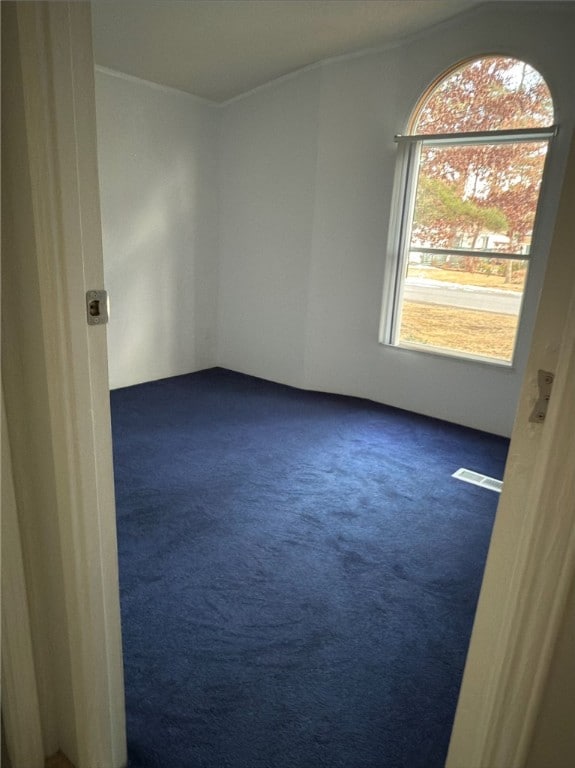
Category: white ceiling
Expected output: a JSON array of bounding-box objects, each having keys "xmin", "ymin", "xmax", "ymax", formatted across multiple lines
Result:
[{"xmin": 91, "ymin": 0, "xmax": 484, "ymax": 103}]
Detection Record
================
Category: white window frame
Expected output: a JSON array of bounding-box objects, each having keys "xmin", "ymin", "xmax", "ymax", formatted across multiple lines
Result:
[{"xmin": 380, "ymin": 126, "xmax": 557, "ymax": 366}]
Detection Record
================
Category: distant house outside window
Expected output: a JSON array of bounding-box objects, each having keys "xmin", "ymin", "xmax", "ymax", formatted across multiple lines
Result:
[{"xmin": 381, "ymin": 56, "xmax": 556, "ymax": 365}]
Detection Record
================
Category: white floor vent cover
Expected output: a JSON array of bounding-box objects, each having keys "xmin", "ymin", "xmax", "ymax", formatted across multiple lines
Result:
[{"xmin": 452, "ymin": 468, "xmax": 503, "ymax": 493}]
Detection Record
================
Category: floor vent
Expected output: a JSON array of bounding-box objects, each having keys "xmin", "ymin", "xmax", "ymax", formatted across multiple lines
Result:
[{"xmin": 452, "ymin": 468, "xmax": 503, "ymax": 493}]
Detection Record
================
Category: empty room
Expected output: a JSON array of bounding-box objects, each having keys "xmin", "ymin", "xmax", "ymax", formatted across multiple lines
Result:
[
  {"xmin": 89, "ymin": 2, "xmax": 575, "ymax": 766},
  {"xmin": 3, "ymin": 2, "xmax": 575, "ymax": 768}
]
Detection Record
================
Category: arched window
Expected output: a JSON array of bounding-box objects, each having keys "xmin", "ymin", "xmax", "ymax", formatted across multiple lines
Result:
[{"xmin": 381, "ymin": 56, "xmax": 555, "ymax": 364}]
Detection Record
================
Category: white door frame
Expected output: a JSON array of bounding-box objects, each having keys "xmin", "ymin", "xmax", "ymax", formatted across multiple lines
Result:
[
  {"xmin": 2, "ymin": 395, "xmax": 44, "ymax": 768},
  {"xmin": 3, "ymin": 2, "xmax": 574, "ymax": 767},
  {"xmin": 2, "ymin": 3, "xmax": 126, "ymax": 767}
]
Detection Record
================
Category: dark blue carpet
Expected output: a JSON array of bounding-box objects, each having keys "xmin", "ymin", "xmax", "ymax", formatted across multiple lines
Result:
[{"xmin": 111, "ymin": 367, "xmax": 508, "ymax": 768}]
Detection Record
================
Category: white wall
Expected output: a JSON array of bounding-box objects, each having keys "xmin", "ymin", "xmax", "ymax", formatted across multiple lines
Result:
[
  {"xmin": 217, "ymin": 71, "xmax": 321, "ymax": 386},
  {"xmin": 218, "ymin": 2, "xmax": 575, "ymax": 436},
  {"xmin": 95, "ymin": 69, "xmax": 219, "ymax": 389}
]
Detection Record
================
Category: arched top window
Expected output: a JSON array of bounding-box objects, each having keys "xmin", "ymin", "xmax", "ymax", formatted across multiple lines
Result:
[
  {"xmin": 411, "ymin": 56, "xmax": 554, "ymax": 134},
  {"xmin": 382, "ymin": 56, "xmax": 556, "ymax": 365}
]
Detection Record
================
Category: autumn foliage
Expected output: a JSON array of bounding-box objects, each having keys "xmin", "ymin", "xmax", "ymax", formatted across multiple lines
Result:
[{"xmin": 409, "ymin": 57, "xmax": 553, "ymax": 259}]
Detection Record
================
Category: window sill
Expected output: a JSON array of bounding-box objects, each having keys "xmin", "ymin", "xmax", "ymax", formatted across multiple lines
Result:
[{"xmin": 380, "ymin": 339, "xmax": 516, "ymax": 370}]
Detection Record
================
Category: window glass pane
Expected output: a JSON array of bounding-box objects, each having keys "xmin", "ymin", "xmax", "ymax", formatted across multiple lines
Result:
[
  {"xmin": 398, "ymin": 256, "xmax": 528, "ymax": 363},
  {"xmin": 415, "ymin": 56, "xmax": 553, "ymax": 134},
  {"xmin": 382, "ymin": 56, "xmax": 554, "ymax": 364},
  {"xmin": 411, "ymin": 141, "xmax": 548, "ymax": 255}
]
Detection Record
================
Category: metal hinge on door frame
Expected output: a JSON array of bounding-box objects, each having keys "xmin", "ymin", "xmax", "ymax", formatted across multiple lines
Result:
[{"xmin": 529, "ymin": 369, "xmax": 554, "ymax": 423}]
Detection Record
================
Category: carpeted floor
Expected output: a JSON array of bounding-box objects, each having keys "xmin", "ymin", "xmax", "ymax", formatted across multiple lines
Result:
[{"xmin": 110, "ymin": 368, "xmax": 508, "ymax": 768}]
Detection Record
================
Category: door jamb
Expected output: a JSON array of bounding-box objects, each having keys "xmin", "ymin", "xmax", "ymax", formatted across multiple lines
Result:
[{"xmin": 2, "ymin": 3, "xmax": 126, "ymax": 766}]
